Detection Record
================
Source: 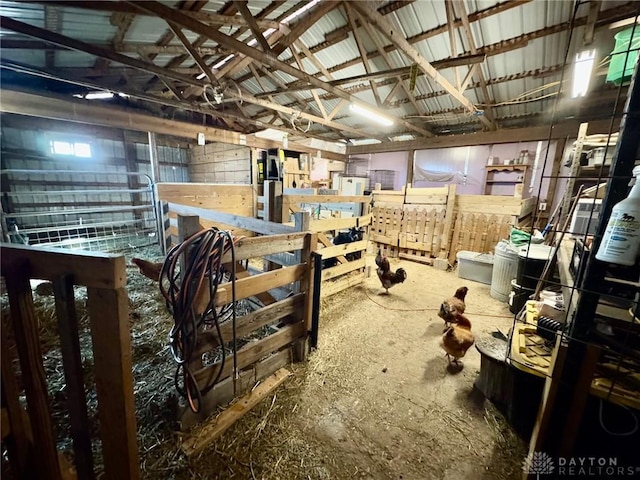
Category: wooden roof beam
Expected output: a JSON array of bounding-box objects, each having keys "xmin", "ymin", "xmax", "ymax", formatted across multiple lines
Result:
[
  {"xmin": 224, "ymin": 89, "xmax": 382, "ymax": 139},
  {"xmin": 41, "ymin": 1, "xmax": 281, "ymax": 29},
  {"xmin": 233, "ymin": 0, "xmax": 530, "ymax": 86},
  {"xmin": 167, "ymin": 22, "xmax": 217, "ymax": 84},
  {"xmin": 255, "ymin": 54, "xmax": 486, "ymax": 97},
  {"xmin": 351, "ymin": 2, "xmax": 483, "ymax": 124},
  {"xmin": 129, "ymin": 1, "xmax": 433, "ymax": 139},
  {"xmin": 0, "ymin": 16, "xmax": 203, "ymax": 87},
  {"xmin": 351, "ymin": 6, "xmax": 426, "ymax": 119},
  {"xmin": 233, "ymin": 1, "xmax": 272, "ymax": 53},
  {"xmin": 215, "ymin": 1, "xmax": 336, "ymax": 82},
  {"xmin": 344, "ymin": 2, "xmax": 382, "ymax": 106},
  {"xmin": 583, "ymin": 0, "xmax": 602, "ymax": 46},
  {"xmin": 451, "ymin": 0, "xmax": 497, "ymax": 130},
  {"xmin": 445, "ymin": 0, "xmax": 461, "ymax": 88},
  {"xmin": 0, "ymin": 89, "xmax": 345, "ymax": 159}
]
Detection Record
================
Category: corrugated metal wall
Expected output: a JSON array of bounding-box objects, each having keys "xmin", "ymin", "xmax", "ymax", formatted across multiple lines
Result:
[{"xmin": 0, "ymin": 116, "xmax": 191, "ymax": 252}]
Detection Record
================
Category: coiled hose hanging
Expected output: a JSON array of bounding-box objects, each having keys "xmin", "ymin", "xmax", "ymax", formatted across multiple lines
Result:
[{"xmin": 159, "ymin": 227, "xmax": 239, "ymax": 413}]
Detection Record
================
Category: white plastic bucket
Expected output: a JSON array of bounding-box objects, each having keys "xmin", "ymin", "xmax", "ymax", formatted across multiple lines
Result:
[{"xmin": 491, "ymin": 241, "xmax": 520, "ymax": 302}]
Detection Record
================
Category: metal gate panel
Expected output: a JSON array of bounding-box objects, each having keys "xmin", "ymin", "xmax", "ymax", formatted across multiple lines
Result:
[{"xmin": 1, "ymin": 169, "xmax": 158, "ymax": 253}]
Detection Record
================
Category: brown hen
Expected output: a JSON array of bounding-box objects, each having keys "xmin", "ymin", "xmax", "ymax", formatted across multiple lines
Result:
[
  {"xmin": 440, "ymin": 313, "xmax": 475, "ymax": 365},
  {"xmin": 131, "ymin": 258, "xmax": 163, "ymax": 282},
  {"xmin": 438, "ymin": 286, "xmax": 468, "ymax": 327}
]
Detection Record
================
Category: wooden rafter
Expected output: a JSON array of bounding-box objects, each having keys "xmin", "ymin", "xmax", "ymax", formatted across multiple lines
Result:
[
  {"xmin": 0, "ymin": 40, "xmax": 225, "ymax": 56},
  {"xmin": 235, "ymin": 0, "xmax": 531, "ymax": 87},
  {"xmin": 351, "ymin": 1, "xmax": 488, "ymax": 129},
  {"xmin": 445, "ymin": 0, "xmax": 461, "ymax": 88},
  {"xmin": 234, "ymin": 1, "xmax": 272, "ymax": 53},
  {"xmin": 224, "ymin": 89, "xmax": 381, "ymax": 139},
  {"xmin": 351, "ymin": 6, "xmax": 425, "ymax": 118},
  {"xmin": 215, "ymin": 1, "xmax": 336, "ymax": 83},
  {"xmin": 583, "ymin": 0, "xmax": 602, "ymax": 46},
  {"xmin": 167, "ymin": 23, "xmax": 217, "ymax": 84},
  {"xmin": 293, "ymin": 40, "xmax": 335, "ymax": 81},
  {"xmin": 383, "ymin": 82, "xmax": 404, "ymax": 107},
  {"xmin": 326, "ymin": 99, "xmax": 347, "ymax": 122},
  {"xmin": 255, "ymin": 54, "xmax": 486, "ymax": 97},
  {"xmin": 252, "ymin": 63, "xmax": 564, "ymax": 124},
  {"xmin": 344, "ymin": 2, "xmax": 382, "ymax": 106},
  {"xmin": 289, "ymin": 46, "xmax": 327, "ymax": 119},
  {"xmin": 36, "ymin": 1, "xmax": 282, "ymax": 29},
  {"xmin": 129, "ymin": 0, "xmax": 433, "ymax": 138},
  {"xmin": 0, "ymin": 16, "xmax": 203, "ymax": 87},
  {"xmin": 451, "ymin": 0, "xmax": 497, "ymax": 130}
]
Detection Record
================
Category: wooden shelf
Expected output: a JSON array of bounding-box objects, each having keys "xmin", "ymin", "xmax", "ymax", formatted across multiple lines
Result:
[
  {"xmin": 486, "ymin": 164, "xmax": 530, "ymax": 172},
  {"xmin": 484, "ymin": 164, "xmax": 529, "ymax": 195}
]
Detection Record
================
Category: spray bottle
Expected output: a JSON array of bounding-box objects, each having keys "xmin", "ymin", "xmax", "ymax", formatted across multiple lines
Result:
[{"xmin": 595, "ymin": 165, "xmax": 640, "ymax": 266}]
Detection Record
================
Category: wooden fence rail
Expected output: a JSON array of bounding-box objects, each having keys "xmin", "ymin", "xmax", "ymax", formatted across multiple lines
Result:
[
  {"xmin": 1, "ymin": 244, "xmax": 139, "ymax": 480},
  {"xmin": 279, "ymin": 191, "xmax": 372, "ymax": 298}
]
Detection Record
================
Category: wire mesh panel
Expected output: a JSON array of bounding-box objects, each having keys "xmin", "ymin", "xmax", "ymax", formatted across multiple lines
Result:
[
  {"xmin": 369, "ymin": 169, "xmax": 396, "ymax": 190},
  {"xmin": 1, "ymin": 169, "xmax": 158, "ymax": 253}
]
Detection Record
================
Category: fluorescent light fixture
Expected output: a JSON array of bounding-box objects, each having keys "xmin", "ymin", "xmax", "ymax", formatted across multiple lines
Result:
[
  {"xmin": 85, "ymin": 91, "xmax": 114, "ymax": 100},
  {"xmin": 213, "ymin": 54, "xmax": 235, "ymax": 70},
  {"xmin": 572, "ymin": 49, "xmax": 596, "ymax": 98},
  {"xmin": 390, "ymin": 134, "xmax": 415, "ymax": 142},
  {"xmin": 609, "ymin": 16, "xmax": 640, "ymax": 30},
  {"xmin": 349, "ymin": 103, "xmax": 394, "ymax": 126},
  {"xmin": 282, "ymin": 0, "xmax": 321, "ymax": 24},
  {"xmin": 348, "ymin": 138, "xmax": 382, "ymax": 146}
]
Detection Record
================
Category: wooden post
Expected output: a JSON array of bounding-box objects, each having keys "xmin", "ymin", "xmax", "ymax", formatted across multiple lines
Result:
[
  {"xmin": 544, "ymin": 138, "xmax": 567, "ymax": 227},
  {"xmin": 3, "ymin": 259, "xmax": 62, "ymax": 480},
  {"xmin": 525, "ymin": 336, "xmax": 568, "ymax": 479},
  {"xmin": 559, "ymin": 123, "xmax": 588, "ymax": 227},
  {"xmin": 251, "ymin": 148, "xmax": 260, "ymax": 218},
  {"xmin": 148, "ymin": 131, "xmax": 165, "ymax": 253},
  {"xmin": 264, "ymin": 180, "xmax": 283, "ymax": 224},
  {"xmin": 264, "ymin": 181, "xmax": 283, "ymax": 271},
  {"xmin": 294, "ymin": 212, "xmax": 315, "ymax": 362},
  {"xmin": 1, "ymin": 319, "xmax": 35, "ymax": 479},
  {"xmin": 53, "ymin": 275, "xmax": 95, "ymax": 480},
  {"xmin": 406, "ymin": 149, "xmax": 415, "ymax": 187},
  {"xmin": 123, "ymin": 132, "xmax": 143, "ymax": 223},
  {"xmin": 439, "ymin": 183, "xmax": 457, "ymax": 260},
  {"xmin": 178, "ymin": 215, "xmax": 201, "ymax": 241},
  {"xmin": 86, "ymin": 285, "xmax": 140, "ymax": 480},
  {"xmin": 293, "ymin": 212, "xmax": 311, "ymax": 294}
]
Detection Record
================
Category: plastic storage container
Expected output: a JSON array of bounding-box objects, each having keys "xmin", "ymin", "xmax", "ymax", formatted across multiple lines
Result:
[
  {"xmin": 606, "ymin": 27, "xmax": 640, "ymax": 86},
  {"xmin": 491, "ymin": 241, "xmax": 519, "ymax": 302},
  {"xmin": 457, "ymin": 251, "xmax": 494, "ymax": 284},
  {"xmin": 516, "ymin": 244, "xmax": 553, "ymax": 289}
]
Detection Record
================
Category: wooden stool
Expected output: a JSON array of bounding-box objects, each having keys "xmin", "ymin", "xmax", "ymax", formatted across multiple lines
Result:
[{"xmin": 474, "ymin": 336, "xmax": 512, "ymax": 406}]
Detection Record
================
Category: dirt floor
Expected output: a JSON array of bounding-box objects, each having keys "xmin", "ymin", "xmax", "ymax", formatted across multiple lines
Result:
[
  {"xmin": 2, "ymin": 250, "xmax": 527, "ymax": 479},
  {"xmin": 149, "ymin": 254, "xmax": 527, "ymax": 480}
]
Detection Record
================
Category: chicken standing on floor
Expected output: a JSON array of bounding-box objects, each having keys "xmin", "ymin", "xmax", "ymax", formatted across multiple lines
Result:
[
  {"xmin": 375, "ymin": 250, "xmax": 407, "ymax": 294},
  {"xmin": 131, "ymin": 257, "xmax": 163, "ymax": 282},
  {"xmin": 440, "ymin": 313, "xmax": 475, "ymax": 366},
  {"xmin": 438, "ymin": 286, "xmax": 469, "ymax": 327}
]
